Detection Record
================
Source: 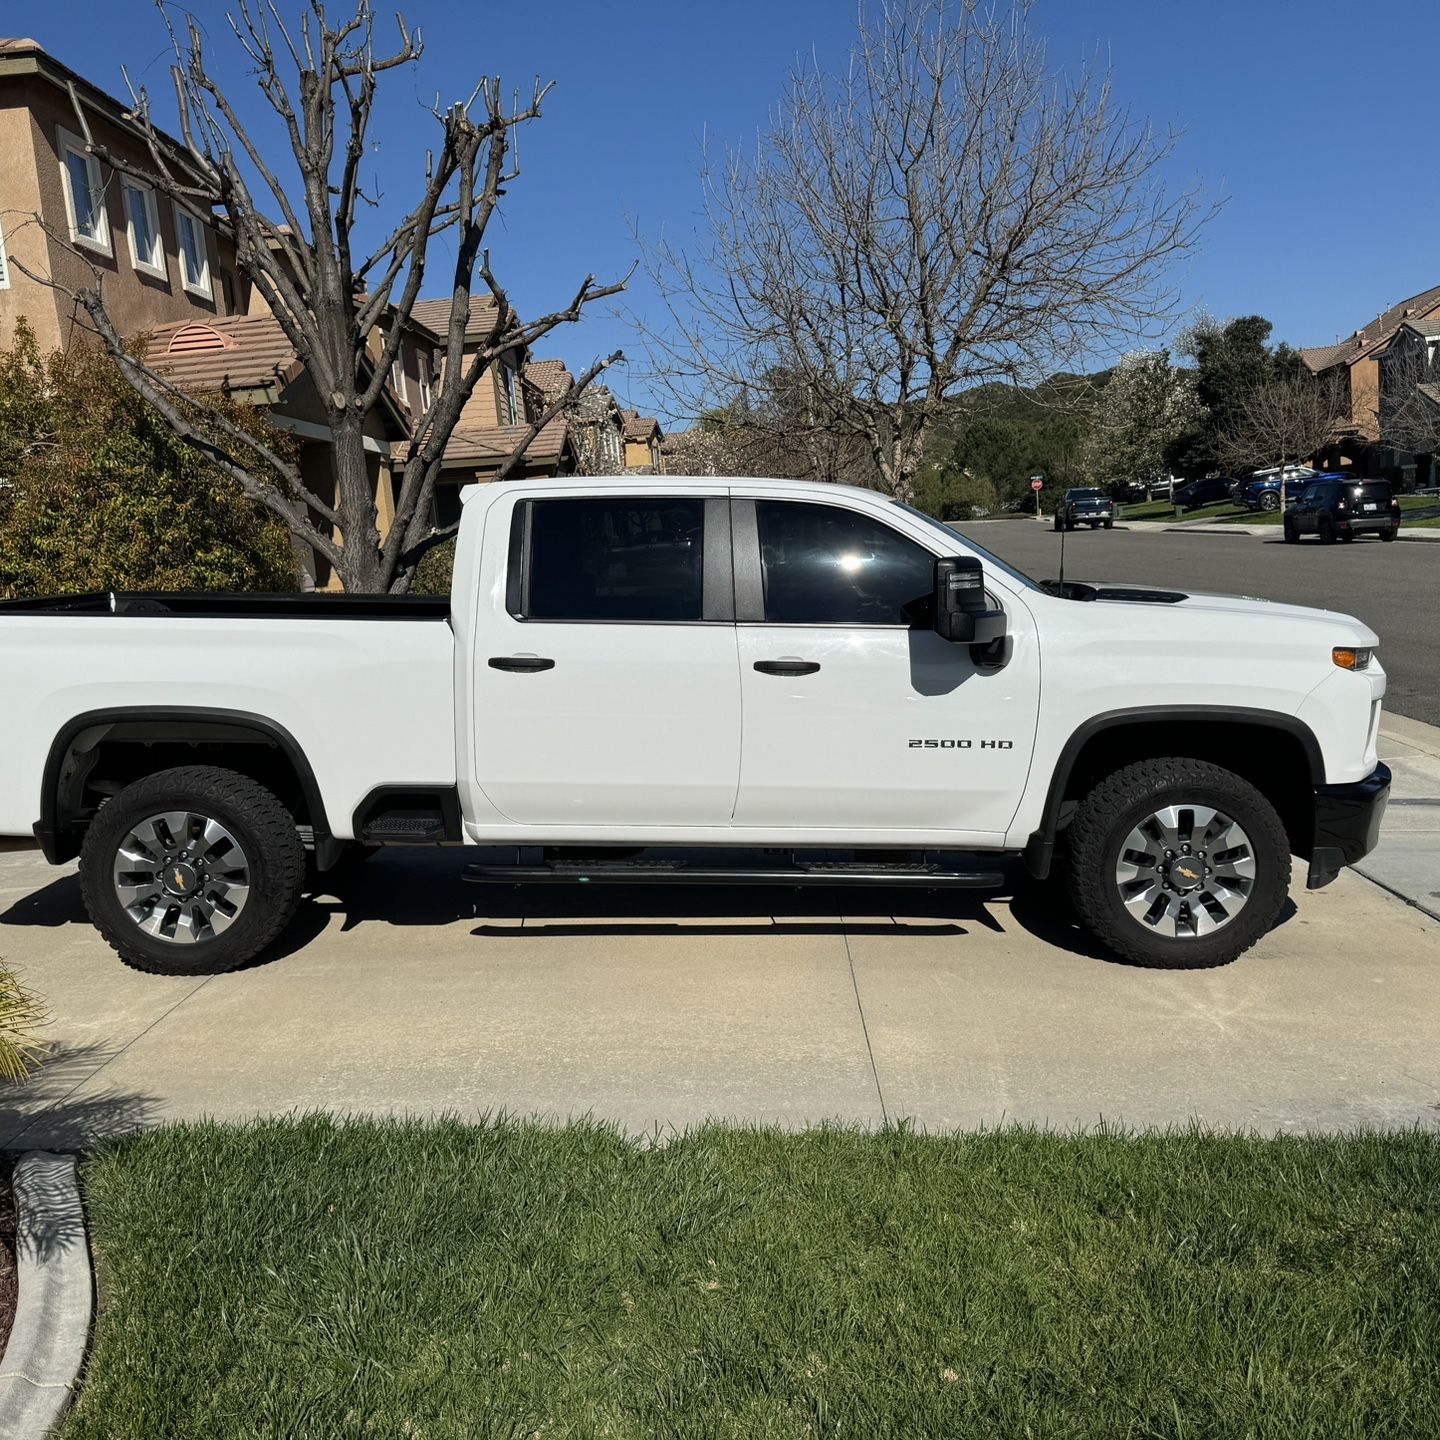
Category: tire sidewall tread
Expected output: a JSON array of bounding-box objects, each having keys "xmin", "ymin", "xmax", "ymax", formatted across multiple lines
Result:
[
  {"xmin": 79, "ymin": 765, "xmax": 305, "ymax": 975},
  {"xmin": 1065, "ymin": 757, "xmax": 1291, "ymax": 969}
]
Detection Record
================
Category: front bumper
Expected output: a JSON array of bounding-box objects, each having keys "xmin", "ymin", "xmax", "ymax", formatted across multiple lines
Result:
[{"xmin": 1306, "ymin": 762, "xmax": 1390, "ymax": 889}]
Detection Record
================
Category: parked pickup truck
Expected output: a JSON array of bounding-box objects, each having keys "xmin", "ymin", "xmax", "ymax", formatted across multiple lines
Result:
[{"xmin": 0, "ymin": 477, "xmax": 1389, "ymax": 976}]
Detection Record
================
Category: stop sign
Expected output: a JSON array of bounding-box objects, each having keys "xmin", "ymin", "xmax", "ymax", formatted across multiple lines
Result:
[{"xmin": 1030, "ymin": 478, "xmax": 1043, "ymax": 491}]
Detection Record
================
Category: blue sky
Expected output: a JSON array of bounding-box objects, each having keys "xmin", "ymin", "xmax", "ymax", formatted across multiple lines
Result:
[{"xmin": 22, "ymin": 0, "xmax": 1440, "ymax": 420}]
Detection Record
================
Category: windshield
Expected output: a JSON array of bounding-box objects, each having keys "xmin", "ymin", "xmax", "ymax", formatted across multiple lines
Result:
[{"xmin": 893, "ymin": 500, "xmax": 1042, "ymax": 593}]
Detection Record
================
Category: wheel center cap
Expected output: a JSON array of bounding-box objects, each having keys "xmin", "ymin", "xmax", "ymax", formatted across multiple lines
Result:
[
  {"xmin": 163, "ymin": 861, "xmax": 200, "ymax": 897},
  {"xmin": 1167, "ymin": 860, "xmax": 1203, "ymax": 892}
]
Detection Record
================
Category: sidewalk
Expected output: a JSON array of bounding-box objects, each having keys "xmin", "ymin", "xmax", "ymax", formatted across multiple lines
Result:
[
  {"xmin": 1365, "ymin": 712, "xmax": 1440, "ymax": 921},
  {"xmin": 1122, "ymin": 518, "xmax": 1440, "ymax": 541}
]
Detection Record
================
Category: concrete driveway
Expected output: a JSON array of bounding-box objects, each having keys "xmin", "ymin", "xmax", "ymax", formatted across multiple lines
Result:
[{"xmin": 2, "ymin": 845, "xmax": 1436, "ymax": 1148}]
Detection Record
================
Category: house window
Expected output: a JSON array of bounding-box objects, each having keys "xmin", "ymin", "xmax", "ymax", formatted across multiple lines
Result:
[
  {"xmin": 173, "ymin": 205, "xmax": 212, "ymax": 298},
  {"xmin": 390, "ymin": 353, "xmax": 407, "ymax": 405},
  {"xmin": 122, "ymin": 182, "xmax": 165, "ymax": 279},
  {"xmin": 57, "ymin": 128, "xmax": 110, "ymax": 255},
  {"xmin": 417, "ymin": 366, "xmax": 432, "ymax": 413},
  {"xmin": 0, "ymin": 219, "xmax": 9, "ymax": 290}
]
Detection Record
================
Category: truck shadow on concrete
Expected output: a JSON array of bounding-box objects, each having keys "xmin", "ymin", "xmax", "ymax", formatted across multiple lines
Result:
[{"xmin": 1, "ymin": 850, "xmax": 1296, "ymax": 971}]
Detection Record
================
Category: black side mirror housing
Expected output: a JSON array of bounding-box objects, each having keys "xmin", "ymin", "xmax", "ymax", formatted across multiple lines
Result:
[{"xmin": 933, "ymin": 556, "xmax": 1007, "ymax": 649}]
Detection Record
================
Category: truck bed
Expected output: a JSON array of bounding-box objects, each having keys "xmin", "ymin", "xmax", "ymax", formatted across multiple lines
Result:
[{"xmin": 0, "ymin": 591, "xmax": 452, "ymax": 620}]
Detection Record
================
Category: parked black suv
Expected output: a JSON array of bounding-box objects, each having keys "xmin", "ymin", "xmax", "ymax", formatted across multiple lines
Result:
[
  {"xmin": 1173, "ymin": 475, "xmax": 1237, "ymax": 511},
  {"xmin": 1283, "ymin": 478, "xmax": 1401, "ymax": 544},
  {"xmin": 1054, "ymin": 488, "xmax": 1115, "ymax": 530}
]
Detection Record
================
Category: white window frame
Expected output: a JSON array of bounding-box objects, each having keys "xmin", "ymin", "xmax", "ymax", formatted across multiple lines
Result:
[
  {"xmin": 503, "ymin": 361, "xmax": 520, "ymax": 424},
  {"xmin": 417, "ymin": 365, "xmax": 432, "ymax": 413},
  {"xmin": 122, "ymin": 181, "xmax": 165, "ymax": 279},
  {"xmin": 172, "ymin": 202, "xmax": 212, "ymax": 299},
  {"xmin": 57, "ymin": 126, "xmax": 111, "ymax": 256},
  {"xmin": 0, "ymin": 219, "xmax": 10, "ymax": 290}
]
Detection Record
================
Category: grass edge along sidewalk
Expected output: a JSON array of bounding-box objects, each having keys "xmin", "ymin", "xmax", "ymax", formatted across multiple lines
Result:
[{"xmin": 65, "ymin": 1115, "xmax": 1440, "ymax": 1438}]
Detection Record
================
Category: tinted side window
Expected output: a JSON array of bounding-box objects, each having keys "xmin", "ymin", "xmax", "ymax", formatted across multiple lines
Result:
[
  {"xmin": 524, "ymin": 498, "xmax": 704, "ymax": 621},
  {"xmin": 756, "ymin": 501, "xmax": 934, "ymax": 625}
]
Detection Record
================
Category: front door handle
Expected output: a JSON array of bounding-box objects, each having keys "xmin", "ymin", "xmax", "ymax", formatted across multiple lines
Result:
[
  {"xmin": 488, "ymin": 655, "xmax": 555, "ymax": 672},
  {"xmin": 754, "ymin": 658, "xmax": 821, "ymax": 677}
]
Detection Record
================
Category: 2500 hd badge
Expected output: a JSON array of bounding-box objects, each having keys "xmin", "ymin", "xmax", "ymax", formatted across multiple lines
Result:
[{"xmin": 908, "ymin": 739, "xmax": 1015, "ymax": 749}]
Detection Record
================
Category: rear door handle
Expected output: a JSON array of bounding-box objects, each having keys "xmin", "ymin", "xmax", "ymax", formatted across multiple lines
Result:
[
  {"xmin": 488, "ymin": 655, "xmax": 555, "ymax": 672},
  {"xmin": 754, "ymin": 658, "xmax": 821, "ymax": 676}
]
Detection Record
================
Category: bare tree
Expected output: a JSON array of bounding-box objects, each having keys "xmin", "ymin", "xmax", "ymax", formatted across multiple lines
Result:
[
  {"xmin": 1221, "ymin": 372, "xmax": 1347, "ymax": 509},
  {"xmin": 639, "ymin": 0, "xmax": 1208, "ymax": 502},
  {"xmin": 1380, "ymin": 336, "xmax": 1440, "ymax": 461},
  {"xmin": 21, "ymin": 1, "xmax": 624, "ymax": 592}
]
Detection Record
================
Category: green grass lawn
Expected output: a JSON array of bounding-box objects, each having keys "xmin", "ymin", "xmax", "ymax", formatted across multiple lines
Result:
[{"xmin": 66, "ymin": 1118, "xmax": 1440, "ymax": 1439}]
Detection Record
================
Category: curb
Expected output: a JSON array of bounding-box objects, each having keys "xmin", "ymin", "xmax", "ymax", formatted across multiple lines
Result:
[
  {"xmin": 0, "ymin": 1153, "xmax": 91, "ymax": 1438},
  {"xmin": 1120, "ymin": 520, "xmax": 1440, "ymax": 542}
]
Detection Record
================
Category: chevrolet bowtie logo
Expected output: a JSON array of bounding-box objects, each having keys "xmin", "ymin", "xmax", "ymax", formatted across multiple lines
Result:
[
  {"xmin": 1176, "ymin": 866, "xmax": 1198, "ymax": 881},
  {"xmin": 173, "ymin": 869, "xmax": 188, "ymax": 890}
]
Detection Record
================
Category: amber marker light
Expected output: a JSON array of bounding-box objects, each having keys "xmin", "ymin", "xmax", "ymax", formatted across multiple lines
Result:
[{"xmin": 1332, "ymin": 647, "xmax": 1373, "ymax": 671}]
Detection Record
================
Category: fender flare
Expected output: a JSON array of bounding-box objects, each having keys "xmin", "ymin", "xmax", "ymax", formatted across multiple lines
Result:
[
  {"xmin": 34, "ymin": 705, "xmax": 338, "ymax": 868},
  {"xmin": 1022, "ymin": 705, "xmax": 1324, "ymax": 879}
]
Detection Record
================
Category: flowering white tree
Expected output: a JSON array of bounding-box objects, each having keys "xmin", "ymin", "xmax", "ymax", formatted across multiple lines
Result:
[{"xmin": 1082, "ymin": 349, "xmax": 1202, "ymax": 495}]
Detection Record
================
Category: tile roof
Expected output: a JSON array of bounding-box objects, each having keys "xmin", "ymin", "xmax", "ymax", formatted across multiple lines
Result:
[
  {"xmin": 143, "ymin": 314, "xmax": 304, "ymax": 394},
  {"xmin": 524, "ymin": 358, "xmax": 573, "ymax": 403},
  {"xmin": 431, "ymin": 416, "xmax": 570, "ymax": 468},
  {"xmin": 409, "ymin": 295, "xmax": 503, "ymax": 343},
  {"xmin": 1417, "ymin": 383, "xmax": 1440, "ymax": 410},
  {"xmin": 1301, "ymin": 284, "xmax": 1440, "ymax": 372},
  {"xmin": 623, "ymin": 413, "xmax": 660, "ymax": 442}
]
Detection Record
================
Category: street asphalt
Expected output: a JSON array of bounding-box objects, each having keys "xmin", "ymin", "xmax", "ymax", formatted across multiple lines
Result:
[{"xmin": 956, "ymin": 517, "xmax": 1440, "ymax": 725}]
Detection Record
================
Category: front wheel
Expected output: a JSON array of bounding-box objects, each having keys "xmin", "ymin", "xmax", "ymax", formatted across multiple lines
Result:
[
  {"xmin": 1065, "ymin": 758, "xmax": 1291, "ymax": 969},
  {"xmin": 1258, "ymin": 492, "xmax": 1281, "ymax": 512},
  {"xmin": 79, "ymin": 765, "xmax": 305, "ymax": 975}
]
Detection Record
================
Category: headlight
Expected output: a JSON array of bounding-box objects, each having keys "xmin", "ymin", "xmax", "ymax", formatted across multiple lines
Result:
[{"xmin": 1332, "ymin": 647, "xmax": 1373, "ymax": 671}]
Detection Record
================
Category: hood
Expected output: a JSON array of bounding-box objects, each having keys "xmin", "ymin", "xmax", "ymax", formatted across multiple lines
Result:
[{"xmin": 1085, "ymin": 583, "xmax": 1378, "ymax": 644}]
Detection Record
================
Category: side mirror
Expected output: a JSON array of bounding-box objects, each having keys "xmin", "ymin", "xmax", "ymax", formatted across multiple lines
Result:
[{"xmin": 933, "ymin": 556, "xmax": 1007, "ymax": 649}]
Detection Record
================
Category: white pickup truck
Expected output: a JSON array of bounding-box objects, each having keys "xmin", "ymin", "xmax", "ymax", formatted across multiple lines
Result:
[{"xmin": 0, "ymin": 476, "xmax": 1389, "ymax": 976}]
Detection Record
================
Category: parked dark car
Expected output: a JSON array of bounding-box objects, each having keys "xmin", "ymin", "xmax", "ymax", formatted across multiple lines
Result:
[
  {"xmin": 1173, "ymin": 475, "xmax": 1237, "ymax": 511},
  {"xmin": 1054, "ymin": 488, "xmax": 1115, "ymax": 531},
  {"xmin": 1283, "ymin": 478, "xmax": 1401, "ymax": 544},
  {"xmin": 1236, "ymin": 466, "xmax": 1323, "ymax": 511}
]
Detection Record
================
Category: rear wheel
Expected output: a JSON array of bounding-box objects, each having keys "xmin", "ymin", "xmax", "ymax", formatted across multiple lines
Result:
[
  {"xmin": 1259, "ymin": 491, "xmax": 1281, "ymax": 512},
  {"xmin": 1104, "ymin": 520, "xmax": 1114, "ymax": 529},
  {"xmin": 79, "ymin": 766, "xmax": 305, "ymax": 975},
  {"xmin": 1318, "ymin": 515, "xmax": 1337, "ymax": 544},
  {"xmin": 1282, "ymin": 516, "xmax": 1298, "ymax": 543},
  {"xmin": 1066, "ymin": 758, "xmax": 1290, "ymax": 969},
  {"xmin": 1381, "ymin": 526, "xmax": 1399, "ymax": 543}
]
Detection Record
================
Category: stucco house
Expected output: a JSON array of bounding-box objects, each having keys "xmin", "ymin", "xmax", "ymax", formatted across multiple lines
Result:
[{"xmin": 1299, "ymin": 283, "xmax": 1440, "ymax": 472}]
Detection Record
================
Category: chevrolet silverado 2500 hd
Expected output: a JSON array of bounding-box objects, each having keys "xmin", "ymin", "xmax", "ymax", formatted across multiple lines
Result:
[{"xmin": 0, "ymin": 476, "xmax": 1389, "ymax": 975}]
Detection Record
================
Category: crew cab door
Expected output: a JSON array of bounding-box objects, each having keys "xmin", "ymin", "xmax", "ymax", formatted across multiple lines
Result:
[
  {"xmin": 471, "ymin": 490, "xmax": 740, "ymax": 826},
  {"xmin": 730, "ymin": 494, "xmax": 1039, "ymax": 838}
]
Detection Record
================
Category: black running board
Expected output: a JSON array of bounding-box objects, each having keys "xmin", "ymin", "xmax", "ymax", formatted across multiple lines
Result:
[{"xmin": 463, "ymin": 862, "xmax": 1005, "ymax": 888}]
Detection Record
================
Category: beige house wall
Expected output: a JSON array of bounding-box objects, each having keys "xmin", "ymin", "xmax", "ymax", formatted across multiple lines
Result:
[
  {"xmin": 1348, "ymin": 356, "xmax": 1380, "ymax": 441},
  {"xmin": 0, "ymin": 61, "xmax": 242, "ymax": 354}
]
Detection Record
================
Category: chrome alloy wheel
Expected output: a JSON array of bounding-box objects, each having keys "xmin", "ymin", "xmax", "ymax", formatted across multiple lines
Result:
[
  {"xmin": 110, "ymin": 810, "xmax": 251, "ymax": 944},
  {"xmin": 1112, "ymin": 804, "xmax": 1256, "ymax": 939}
]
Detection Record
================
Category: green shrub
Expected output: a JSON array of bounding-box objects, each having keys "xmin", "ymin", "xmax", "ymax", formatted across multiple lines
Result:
[
  {"xmin": 0, "ymin": 320, "xmax": 297, "ymax": 597},
  {"xmin": 410, "ymin": 536, "xmax": 455, "ymax": 595}
]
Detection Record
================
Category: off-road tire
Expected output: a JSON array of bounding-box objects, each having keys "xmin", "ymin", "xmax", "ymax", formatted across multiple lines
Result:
[
  {"xmin": 1066, "ymin": 757, "xmax": 1291, "ymax": 969},
  {"xmin": 79, "ymin": 765, "xmax": 305, "ymax": 975}
]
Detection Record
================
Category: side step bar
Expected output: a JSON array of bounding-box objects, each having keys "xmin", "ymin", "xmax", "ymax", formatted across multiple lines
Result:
[{"xmin": 463, "ymin": 860, "xmax": 1005, "ymax": 888}]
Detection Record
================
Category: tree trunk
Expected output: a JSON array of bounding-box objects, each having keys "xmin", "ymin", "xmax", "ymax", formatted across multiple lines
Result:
[{"xmin": 330, "ymin": 416, "xmax": 386, "ymax": 592}]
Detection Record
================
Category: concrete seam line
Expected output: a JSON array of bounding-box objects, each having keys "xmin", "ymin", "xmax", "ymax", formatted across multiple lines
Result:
[{"xmin": 0, "ymin": 1152, "xmax": 92, "ymax": 1439}]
